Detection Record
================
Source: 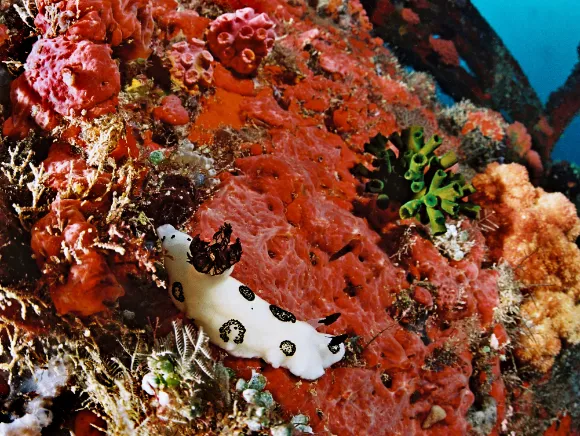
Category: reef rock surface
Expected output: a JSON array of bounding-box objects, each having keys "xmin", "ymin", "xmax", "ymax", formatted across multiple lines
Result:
[{"xmin": 0, "ymin": 0, "xmax": 578, "ymax": 434}]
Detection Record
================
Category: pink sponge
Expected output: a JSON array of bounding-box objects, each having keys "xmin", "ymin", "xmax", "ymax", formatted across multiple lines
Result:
[
  {"xmin": 429, "ymin": 35, "xmax": 459, "ymax": 67},
  {"xmin": 169, "ymin": 39, "xmax": 214, "ymax": 91},
  {"xmin": 207, "ymin": 7, "xmax": 276, "ymax": 75},
  {"xmin": 34, "ymin": 0, "xmax": 153, "ymax": 59},
  {"xmin": 25, "ymin": 36, "xmax": 120, "ymax": 118}
]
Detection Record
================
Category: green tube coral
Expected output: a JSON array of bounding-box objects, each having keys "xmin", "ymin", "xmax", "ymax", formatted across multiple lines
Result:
[
  {"xmin": 419, "ymin": 134, "xmax": 442, "ymax": 156},
  {"xmin": 351, "ymin": 126, "xmax": 481, "ymax": 234}
]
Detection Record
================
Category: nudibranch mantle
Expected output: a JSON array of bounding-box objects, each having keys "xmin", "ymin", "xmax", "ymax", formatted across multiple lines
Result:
[{"xmin": 157, "ymin": 224, "xmax": 345, "ymax": 380}]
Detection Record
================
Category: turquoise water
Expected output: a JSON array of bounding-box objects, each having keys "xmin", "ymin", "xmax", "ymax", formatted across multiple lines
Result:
[{"xmin": 472, "ymin": 0, "xmax": 580, "ymax": 164}]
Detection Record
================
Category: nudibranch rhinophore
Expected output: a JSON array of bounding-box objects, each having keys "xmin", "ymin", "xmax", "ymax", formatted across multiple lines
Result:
[{"xmin": 157, "ymin": 223, "xmax": 346, "ymax": 380}]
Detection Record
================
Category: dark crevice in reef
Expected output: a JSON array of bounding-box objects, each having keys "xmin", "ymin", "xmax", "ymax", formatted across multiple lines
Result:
[{"xmin": 329, "ymin": 240, "xmax": 361, "ymax": 261}]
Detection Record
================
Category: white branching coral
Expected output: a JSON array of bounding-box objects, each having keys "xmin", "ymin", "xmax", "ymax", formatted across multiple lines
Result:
[
  {"xmin": 157, "ymin": 224, "xmax": 346, "ymax": 380},
  {"xmin": 0, "ymin": 303, "xmax": 307, "ymax": 435},
  {"xmin": 1, "ymin": 140, "xmax": 50, "ymax": 228},
  {"xmin": 432, "ymin": 221, "xmax": 475, "ymax": 261},
  {"xmin": 0, "ymin": 284, "xmax": 46, "ymax": 321},
  {"xmin": 0, "ymin": 322, "xmax": 34, "ymax": 381},
  {"xmin": 141, "ymin": 320, "xmax": 231, "ymax": 423},
  {"xmin": 106, "ymin": 160, "xmax": 138, "ymax": 224},
  {"xmin": 11, "ymin": 163, "xmax": 49, "ymax": 229},
  {"xmin": 493, "ymin": 261, "xmax": 524, "ymax": 326},
  {"xmin": 66, "ymin": 113, "xmax": 125, "ymax": 168},
  {"xmin": 12, "ymin": 0, "xmax": 37, "ymax": 28},
  {"xmin": 172, "ymin": 139, "xmax": 219, "ymax": 187},
  {"xmin": 67, "ymin": 322, "xmax": 234, "ymax": 435},
  {"xmin": 1, "ymin": 139, "xmax": 34, "ymax": 186},
  {"xmin": 0, "ymin": 287, "xmax": 49, "ymax": 389},
  {"xmin": 0, "ymin": 357, "xmax": 70, "ymax": 436},
  {"xmin": 73, "ymin": 341, "xmax": 148, "ymax": 435},
  {"xmin": 55, "ymin": 114, "xmax": 133, "ymax": 207}
]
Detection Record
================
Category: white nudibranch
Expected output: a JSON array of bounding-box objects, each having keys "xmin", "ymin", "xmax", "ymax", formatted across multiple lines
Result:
[{"xmin": 157, "ymin": 223, "xmax": 346, "ymax": 380}]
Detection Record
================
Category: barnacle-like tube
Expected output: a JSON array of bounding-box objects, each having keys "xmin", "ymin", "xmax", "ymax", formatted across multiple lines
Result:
[
  {"xmin": 187, "ymin": 223, "xmax": 242, "ymax": 275},
  {"xmin": 352, "ymin": 126, "xmax": 480, "ymax": 234}
]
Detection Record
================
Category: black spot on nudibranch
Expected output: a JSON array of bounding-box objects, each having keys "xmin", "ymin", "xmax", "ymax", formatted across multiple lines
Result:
[
  {"xmin": 162, "ymin": 236, "xmax": 166, "ymax": 242},
  {"xmin": 329, "ymin": 334, "xmax": 348, "ymax": 346},
  {"xmin": 171, "ymin": 235, "xmax": 175, "ymax": 239},
  {"xmin": 171, "ymin": 282, "xmax": 185, "ymax": 302},
  {"xmin": 280, "ymin": 340, "xmax": 296, "ymax": 356},
  {"xmin": 269, "ymin": 305, "xmax": 296, "ymax": 323},
  {"xmin": 328, "ymin": 343, "xmax": 341, "ymax": 354},
  {"xmin": 328, "ymin": 334, "xmax": 348, "ymax": 354},
  {"xmin": 219, "ymin": 319, "xmax": 246, "ymax": 344},
  {"xmin": 239, "ymin": 285, "xmax": 255, "ymax": 301}
]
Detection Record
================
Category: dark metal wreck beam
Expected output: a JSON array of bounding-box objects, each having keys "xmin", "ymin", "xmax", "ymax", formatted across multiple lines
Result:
[
  {"xmin": 361, "ymin": 0, "xmax": 579, "ymax": 162},
  {"xmin": 546, "ymin": 45, "xmax": 580, "ymax": 142}
]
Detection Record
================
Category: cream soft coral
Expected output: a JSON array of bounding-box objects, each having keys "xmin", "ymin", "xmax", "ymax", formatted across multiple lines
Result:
[
  {"xmin": 517, "ymin": 291, "xmax": 580, "ymax": 372},
  {"xmin": 473, "ymin": 162, "xmax": 580, "ymax": 371}
]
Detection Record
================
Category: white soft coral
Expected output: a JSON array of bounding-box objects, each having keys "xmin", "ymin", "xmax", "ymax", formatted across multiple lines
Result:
[{"xmin": 0, "ymin": 357, "xmax": 70, "ymax": 436}]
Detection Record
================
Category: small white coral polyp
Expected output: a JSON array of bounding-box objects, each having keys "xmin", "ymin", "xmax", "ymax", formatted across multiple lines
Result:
[{"xmin": 433, "ymin": 221, "xmax": 475, "ymax": 261}]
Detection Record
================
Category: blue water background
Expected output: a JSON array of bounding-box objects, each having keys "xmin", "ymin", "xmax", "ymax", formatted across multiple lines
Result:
[{"xmin": 471, "ymin": 0, "xmax": 580, "ymax": 164}]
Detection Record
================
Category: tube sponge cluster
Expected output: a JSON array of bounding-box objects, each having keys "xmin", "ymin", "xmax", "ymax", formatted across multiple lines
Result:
[
  {"xmin": 206, "ymin": 7, "xmax": 276, "ymax": 75},
  {"xmin": 353, "ymin": 126, "xmax": 480, "ymax": 234},
  {"xmin": 169, "ymin": 39, "xmax": 214, "ymax": 92}
]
